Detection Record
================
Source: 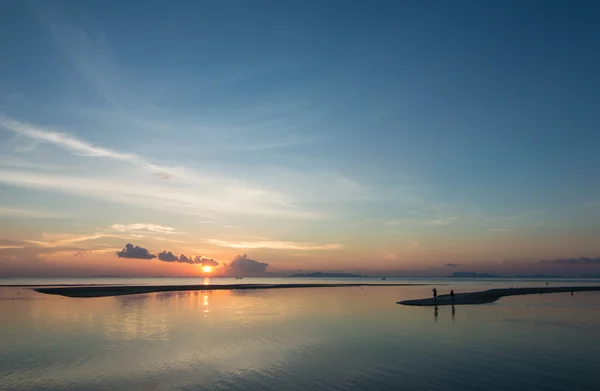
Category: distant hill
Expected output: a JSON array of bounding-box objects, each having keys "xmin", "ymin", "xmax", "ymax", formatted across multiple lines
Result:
[
  {"xmin": 449, "ymin": 272, "xmax": 499, "ymax": 278},
  {"xmin": 289, "ymin": 272, "xmax": 365, "ymax": 278}
]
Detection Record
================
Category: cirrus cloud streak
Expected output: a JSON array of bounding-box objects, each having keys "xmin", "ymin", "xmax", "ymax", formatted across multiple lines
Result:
[{"xmin": 205, "ymin": 239, "xmax": 342, "ymax": 251}]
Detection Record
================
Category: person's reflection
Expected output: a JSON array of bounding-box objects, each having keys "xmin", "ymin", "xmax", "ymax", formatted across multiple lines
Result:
[
  {"xmin": 451, "ymin": 304, "xmax": 455, "ymax": 321},
  {"xmin": 434, "ymin": 305, "xmax": 439, "ymax": 322}
]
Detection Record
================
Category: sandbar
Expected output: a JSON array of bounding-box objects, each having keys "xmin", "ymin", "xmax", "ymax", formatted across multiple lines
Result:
[
  {"xmin": 398, "ymin": 286, "xmax": 600, "ymax": 306},
  {"xmin": 34, "ymin": 283, "xmax": 422, "ymax": 298}
]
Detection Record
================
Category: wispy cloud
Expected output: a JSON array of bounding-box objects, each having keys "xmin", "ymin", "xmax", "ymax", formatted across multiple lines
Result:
[
  {"xmin": 110, "ymin": 223, "xmax": 180, "ymax": 235},
  {"xmin": 152, "ymin": 237, "xmax": 189, "ymax": 244},
  {"xmin": 1, "ymin": 115, "xmax": 336, "ymax": 220},
  {"xmin": 0, "ymin": 169, "xmax": 321, "ymax": 219},
  {"xmin": 0, "ymin": 9, "xmax": 376, "ymax": 230},
  {"xmin": 386, "ymin": 216, "xmax": 458, "ymax": 227},
  {"xmin": 422, "ymin": 217, "xmax": 458, "ymax": 227},
  {"xmin": 382, "ymin": 252, "xmax": 399, "ymax": 260},
  {"xmin": 485, "ymin": 210, "xmax": 545, "ymax": 223},
  {"xmin": 17, "ymin": 226, "xmax": 158, "ymax": 248},
  {"xmin": 25, "ymin": 233, "xmax": 114, "ymax": 248},
  {"xmin": 205, "ymin": 239, "xmax": 342, "ymax": 251},
  {"xmin": 74, "ymin": 248, "xmax": 121, "ymax": 257},
  {"xmin": 0, "ymin": 206, "xmax": 68, "ymax": 219},
  {"xmin": 0, "ymin": 245, "xmax": 25, "ymax": 250},
  {"xmin": 0, "ymin": 115, "xmax": 181, "ymax": 177}
]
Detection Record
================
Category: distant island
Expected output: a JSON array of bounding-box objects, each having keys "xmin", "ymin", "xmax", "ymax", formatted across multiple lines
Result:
[
  {"xmin": 448, "ymin": 272, "xmax": 600, "ymax": 278},
  {"xmin": 289, "ymin": 272, "xmax": 365, "ymax": 278},
  {"xmin": 449, "ymin": 272, "xmax": 499, "ymax": 278}
]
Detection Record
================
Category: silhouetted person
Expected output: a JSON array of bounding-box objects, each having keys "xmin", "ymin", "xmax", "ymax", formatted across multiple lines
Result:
[
  {"xmin": 433, "ymin": 288, "xmax": 438, "ymax": 302},
  {"xmin": 450, "ymin": 289, "xmax": 455, "ymax": 302},
  {"xmin": 571, "ymin": 290, "xmax": 574, "ymax": 296},
  {"xmin": 546, "ymin": 282, "xmax": 548, "ymax": 285}
]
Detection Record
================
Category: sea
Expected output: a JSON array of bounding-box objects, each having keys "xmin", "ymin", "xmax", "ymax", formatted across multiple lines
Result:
[{"xmin": 1, "ymin": 277, "xmax": 600, "ymax": 391}]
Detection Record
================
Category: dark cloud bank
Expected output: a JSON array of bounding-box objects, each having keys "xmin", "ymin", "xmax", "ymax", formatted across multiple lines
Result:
[
  {"xmin": 116, "ymin": 244, "xmax": 267, "ymax": 275},
  {"xmin": 157, "ymin": 251, "xmax": 178, "ymax": 262},
  {"xmin": 118, "ymin": 244, "xmax": 219, "ymax": 266},
  {"xmin": 226, "ymin": 254, "xmax": 269, "ymax": 276},
  {"xmin": 117, "ymin": 244, "xmax": 156, "ymax": 259}
]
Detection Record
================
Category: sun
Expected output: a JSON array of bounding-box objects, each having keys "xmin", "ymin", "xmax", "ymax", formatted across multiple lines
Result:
[{"xmin": 202, "ymin": 265, "xmax": 213, "ymax": 273}]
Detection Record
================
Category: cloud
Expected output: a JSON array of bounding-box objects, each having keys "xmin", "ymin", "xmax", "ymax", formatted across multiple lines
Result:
[
  {"xmin": 178, "ymin": 254, "xmax": 193, "ymax": 264},
  {"xmin": 205, "ymin": 239, "xmax": 342, "ymax": 251},
  {"xmin": 385, "ymin": 216, "xmax": 457, "ymax": 228},
  {"xmin": 0, "ymin": 206, "xmax": 69, "ymax": 219},
  {"xmin": 382, "ymin": 252, "xmax": 399, "ymax": 261},
  {"xmin": 155, "ymin": 250, "xmax": 221, "ymax": 266},
  {"xmin": 422, "ymin": 217, "xmax": 458, "ymax": 227},
  {"xmin": 111, "ymin": 223, "xmax": 179, "ymax": 235},
  {"xmin": 0, "ymin": 115, "xmax": 367, "ymax": 221},
  {"xmin": 195, "ymin": 256, "xmax": 219, "ymax": 267},
  {"xmin": 0, "ymin": 240, "xmax": 28, "ymax": 250},
  {"xmin": 541, "ymin": 257, "xmax": 600, "ymax": 265},
  {"xmin": 444, "ymin": 263, "xmax": 461, "ymax": 268},
  {"xmin": 1, "ymin": 241, "xmax": 124, "ymax": 277},
  {"xmin": 157, "ymin": 250, "xmax": 178, "ymax": 262},
  {"xmin": 0, "ymin": 170, "xmax": 320, "ymax": 219},
  {"xmin": 73, "ymin": 248, "xmax": 121, "ymax": 257},
  {"xmin": 0, "ymin": 245, "xmax": 25, "ymax": 250},
  {"xmin": 5, "ymin": 226, "xmax": 173, "ymax": 250},
  {"xmin": 25, "ymin": 233, "xmax": 112, "ymax": 248},
  {"xmin": 225, "ymin": 254, "xmax": 269, "ymax": 276},
  {"xmin": 116, "ymin": 243, "xmax": 156, "ymax": 259},
  {"xmin": 154, "ymin": 173, "xmax": 172, "ymax": 180},
  {"xmin": 0, "ymin": 115, "xmax": 180, "ymax": 178},
  {"xmin": 1, "ymin": 117, "xmax": 361, "ymax": 221}
]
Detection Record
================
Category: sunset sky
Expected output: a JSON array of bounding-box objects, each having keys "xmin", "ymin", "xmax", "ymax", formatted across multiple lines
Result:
[{"xmin": 1, "ymin": 1, "xmax": 600, "ymax": 277}]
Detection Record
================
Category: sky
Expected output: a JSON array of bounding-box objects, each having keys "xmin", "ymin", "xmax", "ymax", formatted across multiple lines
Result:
[{"xmin": 1, "ymin": 0, "xmax": 600, "ymax": 277}]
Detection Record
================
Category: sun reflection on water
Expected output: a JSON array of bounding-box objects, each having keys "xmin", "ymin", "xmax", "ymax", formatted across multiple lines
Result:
[{"xmin": 203, "ymin": 294, "xmax": 209, "ymax": 313}]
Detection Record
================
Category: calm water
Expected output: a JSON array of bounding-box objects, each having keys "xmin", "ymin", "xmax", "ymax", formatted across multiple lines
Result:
[{"xmin": 1, "ymin": 278, "xmax": 600, "ymax": 390}]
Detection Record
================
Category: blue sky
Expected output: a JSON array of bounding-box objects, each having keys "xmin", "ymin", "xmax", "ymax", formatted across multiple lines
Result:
[{"xmin": 1, "ymin": 0, "xmax": 600, "ymax": 276}]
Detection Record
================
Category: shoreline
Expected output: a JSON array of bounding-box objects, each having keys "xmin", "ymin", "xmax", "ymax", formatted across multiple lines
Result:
[
  {"xmin": 398, "ymin": 286, "xmax": 600, "ymax": 306},
  {"xmin": 34, "ymin": 283, "xmax": 423, "ymax": 298}
]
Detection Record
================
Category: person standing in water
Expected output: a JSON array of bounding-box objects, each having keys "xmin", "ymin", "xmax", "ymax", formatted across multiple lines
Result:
[
  {"xmin": 450, "ymin": 289, "xmax": 455, "ymax": 302},
  {"xmin": 432, "ymin": 288, "xmax": 438, "ymax": 302}
]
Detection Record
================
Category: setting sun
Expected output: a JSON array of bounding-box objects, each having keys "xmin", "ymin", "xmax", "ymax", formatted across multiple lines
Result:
[{"xmin": 202, "ymin": 266, "xmax": 213, "ymax": 273}]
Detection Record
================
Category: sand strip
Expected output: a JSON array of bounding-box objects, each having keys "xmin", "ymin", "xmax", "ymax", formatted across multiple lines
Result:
[
  {"xmin": 398, "ymin": 286, "xmax": 600, "ymax": 306},
  {"xmin": 34, "ymin": 283, "xmax": 422, "ymax": 298}
]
